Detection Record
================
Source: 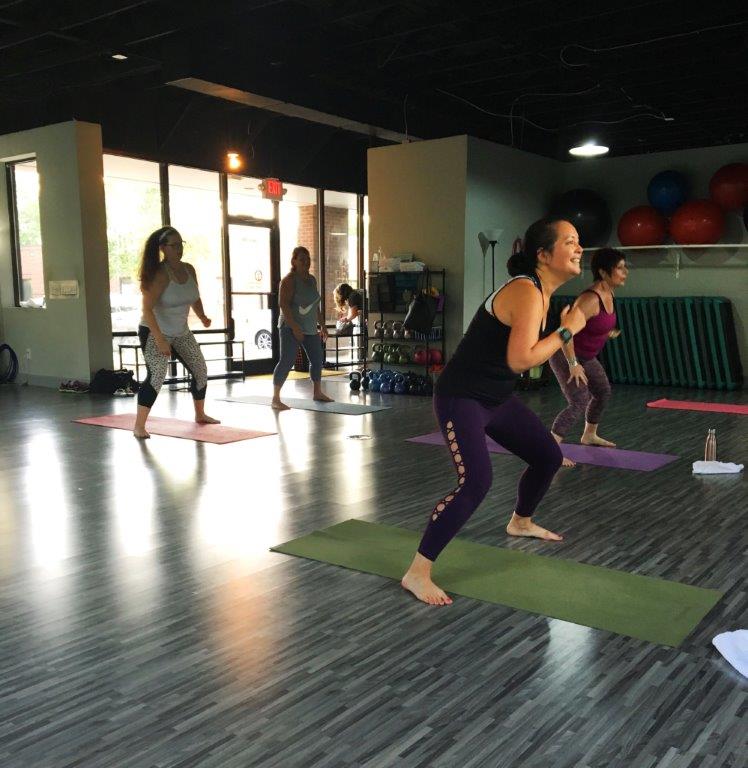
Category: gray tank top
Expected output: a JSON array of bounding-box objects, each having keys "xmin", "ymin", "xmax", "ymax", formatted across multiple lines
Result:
[
  {"xmin": 141, "ymin": 263, "xmax": 200, "ymax": 337},
  {"xmin": 279, "ymin": 273, "xmax": 320, "ymax": 335}
]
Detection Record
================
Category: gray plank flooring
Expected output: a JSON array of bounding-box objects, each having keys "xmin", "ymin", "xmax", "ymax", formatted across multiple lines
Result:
[{"xmin": 0, "ymin": 376, "xmax": 746, "ymax": 768}]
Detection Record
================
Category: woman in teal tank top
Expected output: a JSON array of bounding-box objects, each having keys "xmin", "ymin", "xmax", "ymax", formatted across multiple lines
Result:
[{"xmin": 271, "ymin": 246, "xmax": 333, "ymax": 410}]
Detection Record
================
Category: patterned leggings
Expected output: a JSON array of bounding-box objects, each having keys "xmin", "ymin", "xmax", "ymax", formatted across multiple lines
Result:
[
  {"xmin": 137, "ymin": 325, "xmax": 208, "ymax": 408},
  {"xmin": 418, "ymin": 395, "xmax": 563, "ymax": 562},
  {"xmin": 548, "ymin": 349, "xmax": 612, "ymax": 437}
]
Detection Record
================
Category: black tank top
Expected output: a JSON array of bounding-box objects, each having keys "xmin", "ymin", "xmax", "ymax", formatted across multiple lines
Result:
[{"xmin": 435, "ymin": 274, "xmax": 544, "ymax": 405}]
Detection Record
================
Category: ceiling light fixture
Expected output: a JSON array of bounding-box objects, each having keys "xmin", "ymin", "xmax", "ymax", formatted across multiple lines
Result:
[
  {"xmin": 111, "ymin": 53, "xmax": 128, "ymax": 61},
  {"xmin": 569, "ymin": 141, "xmax": 609, "ymax": 158}
]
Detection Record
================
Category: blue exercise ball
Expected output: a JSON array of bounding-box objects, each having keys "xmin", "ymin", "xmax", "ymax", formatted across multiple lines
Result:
[
  {"xmin": 647, "ymin": 170, "xmax": 689, "ymax": 216},
  {"xmin": 547, "ymin": 189, "xmax": 612, "ymax": 247}
]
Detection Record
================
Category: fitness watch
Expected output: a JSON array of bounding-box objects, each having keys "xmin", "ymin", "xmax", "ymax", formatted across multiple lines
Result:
[{"xmin": 557, "ymin": 326, "xmax": 573, "ymax": 344}]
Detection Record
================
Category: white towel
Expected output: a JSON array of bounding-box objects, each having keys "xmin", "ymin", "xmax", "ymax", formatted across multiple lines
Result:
[
  {"xmin": 712, "ymin": 630, "xmax": 748, "ymax": 678},
  {"xmin": 692, "ymin": 460, "xmax": 744, "ymax": 474}
]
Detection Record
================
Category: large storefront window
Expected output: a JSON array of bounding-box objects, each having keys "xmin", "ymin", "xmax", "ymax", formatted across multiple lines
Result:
[
  {"xmin": 279, "ymin": 183, "xmax": 320, "ymax": 279},
  {"xmin": 103, "ymin": 155, "xmax": 162, "ymax": 332},
  {"xmin": 7, "ymin": 159, "xmax": 45, "ymax": 308},
  {"xmin": 168, "ymin": 165, "xmax": 224, "ymax": 331},
  {"xmin": 323, "ymin": 190, "xmax": 359, "ymax": 325}
]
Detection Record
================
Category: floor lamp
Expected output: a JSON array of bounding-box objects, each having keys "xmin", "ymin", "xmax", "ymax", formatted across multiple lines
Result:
[{"xmin": 478, "ymin": 229, "xmax": 504, "ymax": 291}]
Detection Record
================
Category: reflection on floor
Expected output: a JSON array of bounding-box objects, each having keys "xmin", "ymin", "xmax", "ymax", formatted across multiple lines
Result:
[{"xmin": 1, "ymin": 377, "xmax": 746, "ymax": 768}]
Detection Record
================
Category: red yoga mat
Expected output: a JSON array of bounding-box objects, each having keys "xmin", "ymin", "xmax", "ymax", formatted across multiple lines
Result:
[
  {"xmin": 74, "ymin": 414, "xmax": 276, "ymax": 443},
  {"xmin": 647, "ymin": 399, "xmax": 748, "ymax": 416}
]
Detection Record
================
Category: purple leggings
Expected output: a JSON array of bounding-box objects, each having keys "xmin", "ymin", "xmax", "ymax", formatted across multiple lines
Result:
[
  {"xmin": 418, "ymin": 395, "xmax": 563, "ymax": 562},
  {"xmin": 548, "ymin": 350, "xmax": 612, "ymax": 437}
]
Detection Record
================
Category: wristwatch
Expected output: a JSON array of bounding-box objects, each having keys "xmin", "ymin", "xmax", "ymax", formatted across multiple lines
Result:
[{"xmin": 557, "ymin": 326, "xmax": 573, "ymax": 343}]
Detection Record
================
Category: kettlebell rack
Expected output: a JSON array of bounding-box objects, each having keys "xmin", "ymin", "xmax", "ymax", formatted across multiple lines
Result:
[{"xmin": 365, "ymin": 268, "xmax": 446, "ymax": 378}]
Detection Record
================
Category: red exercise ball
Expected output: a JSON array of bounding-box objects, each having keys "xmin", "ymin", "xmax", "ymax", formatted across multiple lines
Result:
[
  {"xmin": 669, "ymin": 200, "xmax": 725, "ymax": 245},
  {"xmin": 709, "ymin": 163, "xmax": 748, "ymax": 211},
  {"xmin": 617, "ymin": 205, "xmax": 667, "ymax": 246}
]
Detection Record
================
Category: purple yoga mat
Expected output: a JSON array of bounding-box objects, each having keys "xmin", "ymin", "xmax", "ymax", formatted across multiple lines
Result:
[{"xmin": 406, "ymin": 432, "xmax": 678, "ymax": 471}]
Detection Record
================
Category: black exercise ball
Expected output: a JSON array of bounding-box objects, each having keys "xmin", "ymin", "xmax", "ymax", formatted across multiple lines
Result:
[{"xmin": 548, "ymin": 189, "xmax": 612, "ymax": 248}]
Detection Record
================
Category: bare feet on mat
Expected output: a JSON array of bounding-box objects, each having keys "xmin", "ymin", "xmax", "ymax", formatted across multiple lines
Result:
[
  {"xmin": 552, "ymin": 432, "xmax": 575, "ymax": 466},
  {"xmin": 581, "ymin": 435, "xmax": 616, "ymax": 447},
  {"xmin": 313, "ymin": 393, "xmax": 334, "ymax": 403},
  {"xmin": 401, "ymin": 573, "xmax": 453, "ymax": 606},
  {"xmin": 133, "ymin": 428, "xmax": 150, "ymax": 439},
  {"xmin": 196, "ymin": 415, "xmax": 221, "ymax": 424},
  {"xmin": 506, "ymin": 513, "xmax": 563, "ymax": 541},
  {"xmin": 271, "ymin": 399, "xmax": 290, "ymax": 411}
]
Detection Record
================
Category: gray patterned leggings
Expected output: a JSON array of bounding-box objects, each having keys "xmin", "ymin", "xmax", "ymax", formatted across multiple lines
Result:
[
  {"xmin": 137, "ymin": 325, "xmax": 208, "ymax": 408},
  {"xmin": 549, "ymin": 349, "xmax": 611, "ymax": 437}
]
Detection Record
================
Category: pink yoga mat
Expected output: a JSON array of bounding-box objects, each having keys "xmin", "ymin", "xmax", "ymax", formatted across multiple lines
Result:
[
  {"xmin": 647, "ymin": 399, "xmax": 748, "ymax": 416},
  {"xmin": 407, "ymin": 432, "xmax": 677, "ymax": 471},
  {"xmin": 75, "ymin": 414, "xmax": 276, "ymax": 444}
]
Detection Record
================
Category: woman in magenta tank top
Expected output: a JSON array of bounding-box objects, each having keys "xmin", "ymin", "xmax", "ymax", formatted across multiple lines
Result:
[{"xmin": 549, "ymin": 248, "xmax": 628, "ymax": 466}]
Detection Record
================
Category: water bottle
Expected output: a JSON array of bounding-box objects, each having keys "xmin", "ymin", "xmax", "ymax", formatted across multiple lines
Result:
[{"xmin": 704, "ymin": 428, "xmax": 716, "ymax": 461}]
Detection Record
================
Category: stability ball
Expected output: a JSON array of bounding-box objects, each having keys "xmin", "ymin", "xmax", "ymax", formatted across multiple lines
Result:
[
  {"xmin": 617, "ymin": 206, "xmax": 667, "ymax": 246},
  {"xmin": 670, "ymin": 200, "xmax": 725, "ymax": 245},
  {"xmin": 709, "ymin": 163, "xmax": 748, "ymax": 211},
  {"xmin": 647, "ymin": 170, "xmax": 689, "ymax": 216},
  {"xmin": 547, "ymin": 189, "xmax": 612, "ymax": 247}
]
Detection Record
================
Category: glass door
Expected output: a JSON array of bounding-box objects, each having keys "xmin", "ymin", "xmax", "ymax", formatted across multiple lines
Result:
[{"xmin": 227, "ymin": 223, "xmax": 276, "ymax": 374}]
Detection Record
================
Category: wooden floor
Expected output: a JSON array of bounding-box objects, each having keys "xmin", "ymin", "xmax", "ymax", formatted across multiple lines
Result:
[{"xmin": 1, "ymin": 376, "xmax": 746, "ymax": 768}]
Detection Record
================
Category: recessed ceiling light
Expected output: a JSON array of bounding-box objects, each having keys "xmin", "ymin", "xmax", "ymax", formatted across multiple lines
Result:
[
  {"xmin": 111, "ymin": 53, "xmax": 128, "ymax": 61},
  {"xmin": 569, "ymin": 142, "xmax": 609, "ymax": 157}
]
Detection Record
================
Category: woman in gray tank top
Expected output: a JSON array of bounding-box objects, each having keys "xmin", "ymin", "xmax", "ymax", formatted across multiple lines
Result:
[
  {"xmin": 133, "ymin": 226, "xmax": 220, "ymax": 438},
  {"xmin": 271, "ymin": 246, "xmax": 333, "ymax": 410}
]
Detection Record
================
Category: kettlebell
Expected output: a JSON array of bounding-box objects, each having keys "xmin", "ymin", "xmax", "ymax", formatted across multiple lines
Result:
[
  {"xmin": 428, "ymin": 349, "xmax": 443, "ymax": 365},
  {"xmin": 392, "ymin": 321, "xmax": 404, "ymax": 340},
  {"xmin": 398, "ymin": 348, "xmax": 410, "ymax": 365},
  {"xmin": 383, "ymin": 321, "xmax": 394, "ymax": 340},
  {"xmin": 374, "ymin": 320, "xmax": 385, "ymax": 339},
  {"xmin": 386, "ymin": 344, "xmax": 400, "ymax": 364},
  {"xmin": 380, "ymin": 377, "xmax": 392, "ymax": 394},
  {"xmin": 403, "ymin": 327, "xmax": 413, "ymax": 340},
  {"xmin": 372, "ymin": 343, "xmax": 384, "ymax": 363},
  {"xmin": 394, "ymin": 374, "xmax": 407, "ymax": 395},
  {"xmin": 413, "ymin": 346, "xmax": 427, "ymax": 366},
  {"xmin": 349, "ymin": 371, "xmax": 361, "ymax": 391},
  {"xmin": 361, "ymin": 372, "xmax": 370, "ymax": 390}
]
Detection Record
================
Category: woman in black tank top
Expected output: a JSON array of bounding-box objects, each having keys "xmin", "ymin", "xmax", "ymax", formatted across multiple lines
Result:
[{"xmin": 401, "ymin": 218, "xmax": 588, "ymax": 607}]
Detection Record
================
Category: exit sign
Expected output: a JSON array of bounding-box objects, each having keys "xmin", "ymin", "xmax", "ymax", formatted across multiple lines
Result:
[{"xmin": 260, "ymin": 178, "xmax": 286, "ymax": 201}]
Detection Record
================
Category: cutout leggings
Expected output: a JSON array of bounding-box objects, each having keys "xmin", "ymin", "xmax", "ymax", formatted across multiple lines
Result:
[{"xmin": 418, "ymin": 394, "xmax": 563, "ymax": 561}]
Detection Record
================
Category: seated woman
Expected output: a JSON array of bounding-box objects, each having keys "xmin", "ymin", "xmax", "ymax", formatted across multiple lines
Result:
[{"xmin": 332, "ymin": 283, "xmax": 362, "ymax": 335}]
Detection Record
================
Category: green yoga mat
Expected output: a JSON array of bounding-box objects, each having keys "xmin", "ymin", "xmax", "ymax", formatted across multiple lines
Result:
[{"xmin": 271, "ymin": 519, "xmax": 722, "ymax": 647}]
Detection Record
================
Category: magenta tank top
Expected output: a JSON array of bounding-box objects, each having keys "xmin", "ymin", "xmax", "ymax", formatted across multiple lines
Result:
[{"xmin": 574, "ymin": 290, "xmax": 617, "ymax": 361}]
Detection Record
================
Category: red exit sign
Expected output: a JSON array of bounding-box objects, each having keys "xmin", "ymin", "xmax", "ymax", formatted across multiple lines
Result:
[{"xmin": 260, "ymin": 178, "xmax": 286, "ymax": 200}]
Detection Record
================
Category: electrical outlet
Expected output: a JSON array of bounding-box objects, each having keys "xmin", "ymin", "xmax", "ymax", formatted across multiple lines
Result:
[{"xmin": 25, "ymin": 348, "xmax": 31, "ymax": 360}]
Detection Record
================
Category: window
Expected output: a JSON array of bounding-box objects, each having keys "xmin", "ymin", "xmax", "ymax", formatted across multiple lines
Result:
[
  {"xmin": 279, "ymin": 182, "xmax": 319, "ymax": 279},
  {"xmin": 103, "ymin": 155, "xmax": 162, "ymax": 333},
  {"xmin": 226, "ymin": 175, "xmax": 274, "ymax": 220},
  {"xmin": 168, "ymin": 165, "xmax": 224, "ymax": 331},
  {"xmin": 323, "ymin": 190, "xmax": 359, "ymax": 324},
  {"xmin": 7, "ymin": 158, "xmax": 45, "ymax": 308}
]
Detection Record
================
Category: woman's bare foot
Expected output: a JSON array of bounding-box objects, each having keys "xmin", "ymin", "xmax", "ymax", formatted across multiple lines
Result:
[
  {"xmin": 581, "ymin": 434, "xmax": 616, "ymax": 447},
  {"xmin": 133, "ymin": 428, "xmax": 150, "ymax": 439},
  {"xmin": 506, "ymin": 513, "xmax": 563, "ymax": 541},
  {"xmin": 401, "ymin": 572, "xmax": 453, "ymax": 606},
  {"xmin": 401, "ymin": 552, "xmax": 453, "ymax": 606},
  {"xmin": 271, "ymin": 400, "xmax": 290, "ymax": 411},
  {"xmin": 313, "ymin": 393, "xmax": 334, "ymax": 403},
  {"xmin": 552, "ymin": 432, "xmax": 575, "ymax": 467},
  {"xmin": 196, "ymin": 415, "xmax": 221, "ymax": 424}
]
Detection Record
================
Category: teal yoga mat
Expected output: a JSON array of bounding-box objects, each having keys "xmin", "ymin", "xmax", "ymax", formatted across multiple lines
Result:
[{"xmin": 271, "ymin": 519, "xmax": 722, "ymax": 647}]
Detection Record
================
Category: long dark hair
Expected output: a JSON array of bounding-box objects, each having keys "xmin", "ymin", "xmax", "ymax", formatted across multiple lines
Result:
[
  {"xmin": 590, "ymin": 247, "xmax": 625, "ymax": 281},
  {"xmin": 506, "ymin": 218, "xmax": 566, "ymax": 277},
  {"xmin": 139, "ymin": 226, "xmax": 179, "ymax": 288},
  {"xmin": 334, "ymin": 282, "xmax": 353, "ymax": 310}
]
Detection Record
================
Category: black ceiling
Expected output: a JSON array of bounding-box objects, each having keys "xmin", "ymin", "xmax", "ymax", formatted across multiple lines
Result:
[{"xmin": 1, "ymin": 0, "xmax": 747, "ymax": 191}]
